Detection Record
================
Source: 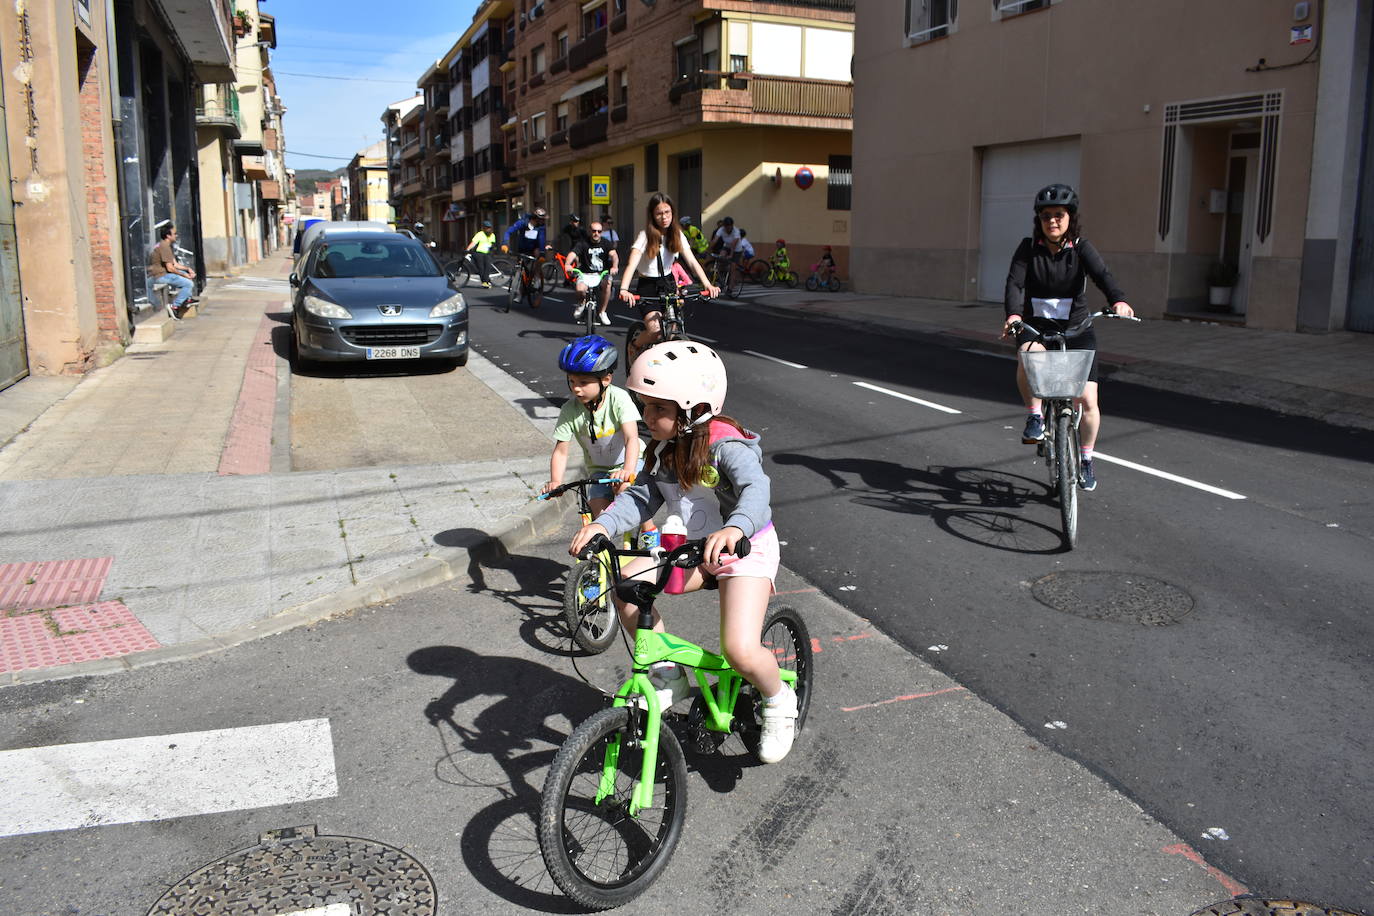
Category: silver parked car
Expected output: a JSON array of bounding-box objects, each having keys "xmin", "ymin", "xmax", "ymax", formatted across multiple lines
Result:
[{"xmin": 289, "ymin": 231, "xmax": 468, "ymax": 367}]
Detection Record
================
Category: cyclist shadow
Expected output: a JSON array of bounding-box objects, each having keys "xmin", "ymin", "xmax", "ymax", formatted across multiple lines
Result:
[
  {"xmin": 774, "ymin": 453, "xmax": 1064, "ymax": 554},
  {"xmin": 435, "ymin": 527, "xmax": 587, "ymax": 658},
  {"xmin": 409, "ymin": 644, "xmax": 602, "ymax": 912}
]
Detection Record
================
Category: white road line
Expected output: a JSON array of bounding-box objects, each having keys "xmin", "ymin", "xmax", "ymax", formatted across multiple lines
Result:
[
  {"xmin": 960, "ymin": 348, "xmax": 1017, "ymax": 360},
  {"xmin": 744, "ymin": 349, "xmax": 807, "ymax": 369},
  {"xmin": 1093, "ymin": 452, "xmax": 1247, "ymax": 500},
  {"xmin": 0, "ymin": 719, "xmax": 338, "ymax": 837},
  {"xmin": 853, "ymin": 381, "xmax": 962, "ymax": 415}
]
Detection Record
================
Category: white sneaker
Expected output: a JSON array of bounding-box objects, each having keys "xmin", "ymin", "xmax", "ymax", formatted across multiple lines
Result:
[
  {"xmin": 572, "ymin": 304, "xmax": 586, "ymax": 320},
  {"xmin": 635, "ymin": 664, "xmax": 691, "ymax": 712},
  {"xmin": 756, "ymin": 684, "xmax": 798, "ymax": 764},
  {"xmin": 597, "ymin": 312, "xmax": 611, "ymax": 325}
]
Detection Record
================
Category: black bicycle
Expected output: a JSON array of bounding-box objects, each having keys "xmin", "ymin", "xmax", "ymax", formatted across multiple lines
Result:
[
  {"xmin": 623, "ymin": 289, "xmax": 701, "ymax": 382},
  {"xmin": 1010, "ymin": 310, "xmax": 1139, "ymax": 548},
  {"xmin": 506, "ymin": 252, "xmax": 546, "ymax": 313},
  {"xmin": 571, "ymin": 269, "xmax": 614, "ymax": 336},
  {"xmin": 445, "ymin": 252, "xmax": 513, "ymax": 289}
]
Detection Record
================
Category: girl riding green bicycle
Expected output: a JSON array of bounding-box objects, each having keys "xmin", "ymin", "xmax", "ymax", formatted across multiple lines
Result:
[{"xmin": 569, "ymin": 340, "xmax": 798, "ymax": 764}]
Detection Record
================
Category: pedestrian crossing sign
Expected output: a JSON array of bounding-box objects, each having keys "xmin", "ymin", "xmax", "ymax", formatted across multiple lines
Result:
[{"xmin": 591, "ymin": 176, "xmax": 610, "ymax": 205}]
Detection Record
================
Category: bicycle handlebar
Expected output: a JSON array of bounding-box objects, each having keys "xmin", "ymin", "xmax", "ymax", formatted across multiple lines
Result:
[
  {"xmin": 628, "ymin": 291, "xmax": 702, "ymax": 305},
  {"xmin": 1008, "ymin": 309, "xmax": 1140, "ymax": 341},
  {"xmin": 538, "ymin": 476, "xmax": 619, "ymax": 500},
  {"xmin": 577, "ymin": 532, "xmax": 751, "ymax": 565}
]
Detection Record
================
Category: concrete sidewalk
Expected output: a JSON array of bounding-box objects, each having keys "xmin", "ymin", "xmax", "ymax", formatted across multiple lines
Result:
[
  {"xmin": 0, "ymin": 255, "xmax": 572, "ymax": 684},
  {"xmin": 737, "ymin": 286, "xmax": 1374, "ymax": 431}
]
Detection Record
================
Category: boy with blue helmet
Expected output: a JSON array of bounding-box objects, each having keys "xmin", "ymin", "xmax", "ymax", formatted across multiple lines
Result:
[{"xmin": 544, "ymin": 335, "xmax": 642, "ymax": 515}]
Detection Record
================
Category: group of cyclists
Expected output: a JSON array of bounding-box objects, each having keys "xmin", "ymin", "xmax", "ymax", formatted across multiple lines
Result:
[{"xmin": 514, "ymin": 181, "xmax": 1132, "ymax": 769}]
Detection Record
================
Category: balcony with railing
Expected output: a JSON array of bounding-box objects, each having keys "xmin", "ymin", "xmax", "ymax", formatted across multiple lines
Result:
[
  {"xmin": 568, "ymin": 111, "xmax": 609, "ymax": 149},
  {"xmin": 705, "ymin": 0, "xmax": 853, "ymax": 9},
  {"xmin": 196, "ymin": 100, "xmax": 243, "ymax": 138},
  {"xmin": 672, "ymin": 71, "xmax": 853, "ymax": 124},
  {"xmin": 568, "ymin": 28, "xmax": 607, "ymax": 72}
]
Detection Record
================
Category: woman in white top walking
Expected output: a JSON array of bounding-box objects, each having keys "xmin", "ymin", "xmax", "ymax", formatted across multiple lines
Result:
[{"xmin": 618, "ymin": 191, "xmax": 719, "ymax": 355}]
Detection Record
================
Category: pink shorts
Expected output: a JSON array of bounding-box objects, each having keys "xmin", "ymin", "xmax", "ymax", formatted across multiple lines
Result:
[{"xmin": 702, "ymin": 523, "xmax": 780, "ymax": 584}]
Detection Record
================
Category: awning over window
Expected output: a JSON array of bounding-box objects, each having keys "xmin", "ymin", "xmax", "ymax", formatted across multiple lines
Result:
[{"xmin": 559, "ymin": 74, "xmax": 607, "ymax": 102}]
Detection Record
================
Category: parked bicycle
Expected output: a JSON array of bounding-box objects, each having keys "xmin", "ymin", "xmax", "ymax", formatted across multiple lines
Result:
[
  {"xmin": 444, "ymin": 252, "xmax": 514, "ymax": 289},
  {"xmin": 537, "ymin": 477, "xmax": 631, "ymax": 654},
  {"xmin": 1009, "ymin": 310, "xmax": 1139, "ymax": 548},
  {"xmin": 538, "ymin": 532, "xmax": 813, "ymax": 909},
  {"xmin": 506, "ymin": 253, "xmax": 546, "ymax": 313}
]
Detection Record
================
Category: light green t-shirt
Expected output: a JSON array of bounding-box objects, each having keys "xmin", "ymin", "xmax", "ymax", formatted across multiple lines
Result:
[
  {"xmin": 553, "ymin": 385, "xmax": 641, "ymax": 470},
  {"xmin": 469, "ymin": 230, "xmax": 496, "ymax": 253}
]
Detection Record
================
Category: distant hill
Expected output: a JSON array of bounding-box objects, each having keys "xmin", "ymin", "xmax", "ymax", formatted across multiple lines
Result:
[{"xmin": 294, "ymin": 167, "xmax": 346, "ymax": 194}]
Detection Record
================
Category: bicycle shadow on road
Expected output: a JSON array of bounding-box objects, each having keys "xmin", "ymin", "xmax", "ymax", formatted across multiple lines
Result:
[
  {"xmin": 773, "ymin": 453, "xmax": 1065, "ymax": 554},
  {"xmin": 408, "ymin": 644, "xmax": 599, "ymax": 913},
  {"xmin": 435, "ymin": 527, "xmax": 586, "ymax": 658}
]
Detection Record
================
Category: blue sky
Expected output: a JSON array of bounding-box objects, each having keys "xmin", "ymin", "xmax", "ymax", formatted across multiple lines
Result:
[{"xmin": 266, "ymin": 0, "xmax": 480, "ymax": 171}]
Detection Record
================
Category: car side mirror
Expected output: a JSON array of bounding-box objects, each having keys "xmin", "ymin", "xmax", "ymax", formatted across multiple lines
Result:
[{"xmin": 289, "ymin": 273, "xmax": 300, "ymax": 287}]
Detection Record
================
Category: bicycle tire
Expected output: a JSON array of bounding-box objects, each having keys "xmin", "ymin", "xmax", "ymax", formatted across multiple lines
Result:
[
  {"xmin": 488, "ymin": 255, "xmax": 514, "ymax": 287},
  {"xmin": 562, "ymin": 556, "xmax": 621, "ymax": 653},
  {"xmin": 1056, "ymin": 411, "xmax": 1079, "ymax": 548},
  {"xmin": 541, "ymin": 260, "xmax": 562, "ymax": 285},
  {"xmin": 504, "ymin": 270, "xmax": 519, "ymax": 313},
  {"xmin": 804, "ymin": 275, "xmax": 819, "ymax": 292},
  {"xmin": 784, "ymin": 271, "xmax": 799, "ymax": 288},
  {"xmin": 582, "ymin": 297, "xmax": 599, "ymax": 336},
  {"xmin": 526, "ymin": 270, "xmax": 545, "ymax": 309},
  {"xmin": 735, "ymin": 607, "xmax": 815, "ymax": 759},
  {"xmin": 826, "ymin": 275, "xmax": 841, "ymax": 292},
  {"xmin": 443, "ymin": 260, "xmax": 469, "ymax": 287},
  {"xmin": 539, "ymin": 706, "xmax": 688, "ymax": 909},
  {"xmin": 747, "ymin": 259, "xmax": 771, "ymax": 285}
]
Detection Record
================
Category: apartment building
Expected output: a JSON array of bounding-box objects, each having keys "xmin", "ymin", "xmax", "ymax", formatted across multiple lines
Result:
[
  {"xmin": 434, "ymin": 6, "xmax": 521, "ymax": 248},
  {"xmin": 348, "ymin": 141, "xmax": 392, "ymax": 222},
  {"xmin": 505, "ymin": 0, "xmax": 855, "ymax": 268},
  {"xmin": 197, "ymin": 4, "xmax": 288, "ymax": 273},
  {"xmin": 387, "ymin": 96, "xmax": 426, "ymax": 229},
  {"xmin": 854, "ymin": 0, "xmax": 1372, "ymax": 334}
]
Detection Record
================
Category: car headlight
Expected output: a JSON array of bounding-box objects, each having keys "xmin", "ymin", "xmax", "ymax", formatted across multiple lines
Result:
[
  {"xmin": 429, "ymin": 292, "xmax": 466, "ymax": 318},
  {"xmin": 303, "ymin": 295, "xmax": 351, "ymax": 319}
]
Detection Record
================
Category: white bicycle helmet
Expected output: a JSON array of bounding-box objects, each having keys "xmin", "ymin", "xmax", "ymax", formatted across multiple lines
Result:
[{"xmin": 627, "ymin": 341, "xmax": 726, "ymax": 423}]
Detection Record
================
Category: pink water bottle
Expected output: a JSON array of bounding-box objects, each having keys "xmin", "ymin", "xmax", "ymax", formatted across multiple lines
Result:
[{"xmin": 660, "ymin": 514, "xmax": 689, "ymax": 594}]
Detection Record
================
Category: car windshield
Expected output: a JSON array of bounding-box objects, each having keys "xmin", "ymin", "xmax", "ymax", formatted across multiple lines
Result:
[{"xmin": 309, "ymin": 239, "xmax": 441, "ymax": 279}]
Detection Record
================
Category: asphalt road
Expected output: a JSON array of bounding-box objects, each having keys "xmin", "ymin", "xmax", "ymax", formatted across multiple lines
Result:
[
  {"xmin": 0, "ymin": 534, "xmax": 1232, "ymax": 915},
  {"xmin": 460, "ymin": 281, "xmax": 1374, "ymax": 912}
]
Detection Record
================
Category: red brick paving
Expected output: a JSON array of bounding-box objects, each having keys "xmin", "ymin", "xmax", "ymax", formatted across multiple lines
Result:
[
  {"xmin": 0, "ymin": 557, "xmax": 113, "ymax": 611},
  {"xmin": 0, "ymin": 601, "xmax": 161, "ymax": 673},
  {"xmin": 217, "ymin": 311, "xmax": 277, "ymax": 476}
]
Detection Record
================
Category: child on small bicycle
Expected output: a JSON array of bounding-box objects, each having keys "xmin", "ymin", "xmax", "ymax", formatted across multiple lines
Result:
[
  {"xmin": 813, "ymin": 246, "xmax": 836, "ymax": 279},
  {"xmin": 543, "ymin": 336, "xmax": 641, "ymax": 517},
  {"xmin": 569, "ymin": 341, "xmax": 798, "ymax": 763},
  {"xmin": 772, "ymin": 239, "xmax": 790, "ymax": 272}
]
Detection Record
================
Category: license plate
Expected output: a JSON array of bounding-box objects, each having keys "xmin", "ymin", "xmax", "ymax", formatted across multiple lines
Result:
[{"xmin": 366, "ymin": 346, "xmax": 420, "ymax": 360}]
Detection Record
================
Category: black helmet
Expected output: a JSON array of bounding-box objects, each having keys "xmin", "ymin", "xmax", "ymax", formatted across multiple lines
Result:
[{"xmin": 1034, "ymin": 184, "xmax": 1078, "ymax": 213}]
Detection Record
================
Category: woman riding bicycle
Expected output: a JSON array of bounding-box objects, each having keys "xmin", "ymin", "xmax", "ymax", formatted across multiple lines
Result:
[
  {"xmin": 569, "ymin": 341, "xmax": 797, "ymax": 763},
  {"xmin": 1002, "ymin": 183, "xmax": 1135, "ymax": 492},
  {"xmin": 464, "ymin": 220, "xmax": 497, "ymax": 288},
  {"xmin": 618, "ymin": 192, "xmax": 719, "ymax": 354}
]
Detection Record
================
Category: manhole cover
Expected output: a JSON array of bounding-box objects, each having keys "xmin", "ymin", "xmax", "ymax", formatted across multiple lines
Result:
[
  {"xmin": 147, "ymin": 825, "xmax": 437, "ymax": 916},
  {"xmin": 1191, "ymin": 898, "xmax": 1366, "ymax": 916},
  {"xmin": 1031, "ymin": 571, "xmax": 1193, "ymax": 626}
]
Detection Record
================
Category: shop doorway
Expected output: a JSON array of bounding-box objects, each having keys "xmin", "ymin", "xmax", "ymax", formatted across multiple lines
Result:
[
  {"xmin": 672, "ymin": 151, "xmax": 702, "ymax": 226},
  {"xmin": 1219, "ymin": 132, "xmax": 1259, "ymax": 316}
]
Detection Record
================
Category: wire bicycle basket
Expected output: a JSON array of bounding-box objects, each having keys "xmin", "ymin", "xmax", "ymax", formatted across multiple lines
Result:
[{"xmin": 1019, "ymin": 349, "xmax": 1095, "ymax": 399}]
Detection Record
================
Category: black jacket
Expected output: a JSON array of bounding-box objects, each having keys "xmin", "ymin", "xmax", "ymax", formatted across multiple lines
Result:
[{"xmin": 1004, "ymin": 237, "xmax": 1126, "ymax": 325}]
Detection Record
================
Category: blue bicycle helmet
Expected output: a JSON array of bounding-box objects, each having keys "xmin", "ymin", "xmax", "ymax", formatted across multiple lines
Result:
[{"xmin": 558, "ymin": 335, "xmax": 618, "ymax": 374}]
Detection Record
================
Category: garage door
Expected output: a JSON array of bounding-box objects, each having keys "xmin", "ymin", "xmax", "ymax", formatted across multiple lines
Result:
[{"xmin": 977, "ymin": 138, "xmax": 1080, "ymax": 302}]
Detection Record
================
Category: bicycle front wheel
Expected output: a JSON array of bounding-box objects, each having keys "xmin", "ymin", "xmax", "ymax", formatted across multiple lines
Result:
[
  {"xmin": 826, "ymin": 275, "xmax": 841, "ymax": 292},
  {"xmin": 539, "ymin": 706, "xmax": 689, "ymax": 910},
  {"xmin": 784, "ymin": 271, "xmax": 799, "ymax": 288},
  {"xmin": 488, "ymin": 255, "xmax": 514, "ymax": 287},
  {"xmin": 443, "ymin": 260, "xmax": 470, "ymax": 287},
  {"xmin": 1055, "ymin": 411, "xmax": 1079, "ymax": 548},
  {"xmin": 735, "ymin": 607, "xmax": 815, "ymax": 756},
  {"xmin": 804, "ymin": 275, "xmax": 819, "ymax": 292},
  {"xmin": 504, "ymin": 271, "xmax": 519, "ymax": 313},
  {"xmin": 527, "ymin": 270, "xmax": 546, "ymax": 309},
  {"xmin": 563, "ymin": 556, "xmax": 621, "ymax": 654},
  {"xmin": 747, "ymin": 259, "xmax": 771, "ymax": 285}
]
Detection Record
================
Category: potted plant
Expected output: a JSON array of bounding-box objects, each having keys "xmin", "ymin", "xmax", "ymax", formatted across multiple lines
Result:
[
  {"xmin": 1206, "ymin": 260, "xmax": 1238, "ymax": 309},
  {"xmin": 232, "ymin": 9, "xmax": 251, "ymax": 37}
]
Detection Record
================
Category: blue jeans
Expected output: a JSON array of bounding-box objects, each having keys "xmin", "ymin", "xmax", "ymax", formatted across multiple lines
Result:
[{"xmin": 150, "ymin": 273, "xmax": 193, "ymax": 307}]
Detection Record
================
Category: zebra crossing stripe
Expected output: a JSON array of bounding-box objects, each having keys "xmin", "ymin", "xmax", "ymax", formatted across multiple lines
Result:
[{"xmin": 0, "ymin": 719, "xmax": 337, "ymax": 837}]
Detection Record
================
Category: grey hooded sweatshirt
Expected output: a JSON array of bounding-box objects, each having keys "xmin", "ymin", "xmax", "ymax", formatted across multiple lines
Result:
[{"xmin": 595, "ymin": 422, "xmax": 772, "ymax": 539}]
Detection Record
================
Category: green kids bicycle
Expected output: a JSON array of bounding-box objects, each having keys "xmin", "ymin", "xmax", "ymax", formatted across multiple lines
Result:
[{"xmin": 537, "ymin": 532, "xmax": 814, "ymax": 909}]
